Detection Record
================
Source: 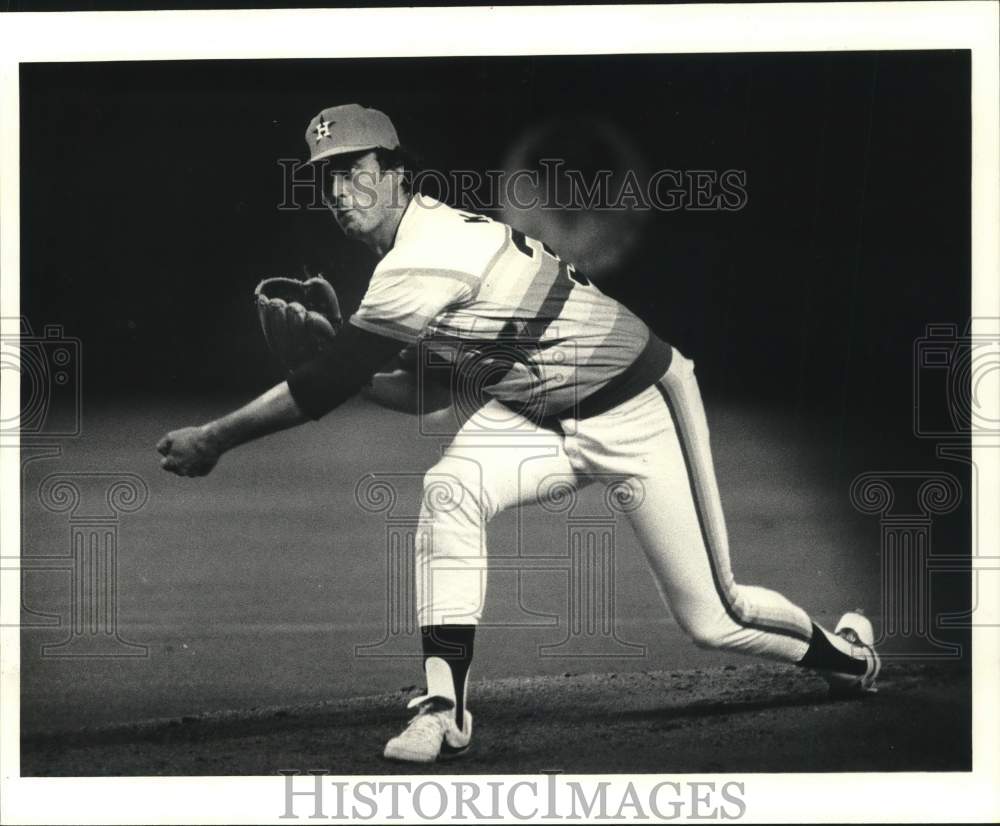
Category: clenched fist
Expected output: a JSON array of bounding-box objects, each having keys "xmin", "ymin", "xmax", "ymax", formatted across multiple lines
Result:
[{"xmin": 157, "ymin": 425, "xmax": 222, "ymax": 477}]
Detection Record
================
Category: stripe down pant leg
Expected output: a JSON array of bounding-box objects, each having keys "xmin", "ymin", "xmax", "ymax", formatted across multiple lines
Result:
[{"xmin": 571, "ymin": 348, "xmax": 815, "ymax": 664}]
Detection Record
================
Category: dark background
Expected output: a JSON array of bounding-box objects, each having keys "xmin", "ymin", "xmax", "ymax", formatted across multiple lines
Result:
[{"xmin": 20, "ymin": 52, "xmax": 969, "ymax": 430}]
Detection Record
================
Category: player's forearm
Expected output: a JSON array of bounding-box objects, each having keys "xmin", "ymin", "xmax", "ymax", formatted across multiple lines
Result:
[{"xmin": 204, "ymin": 381, "xmax": 307, "ymax": 453}]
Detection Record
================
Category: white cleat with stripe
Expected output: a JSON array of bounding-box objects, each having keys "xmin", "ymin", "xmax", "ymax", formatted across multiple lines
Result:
[
  {"xmin": 826, "ymin": 611, "xmax": 881, "ymax": 697},
  {"xmin": 383, "ymin": 696, "xmax": 473, "ymax": 763}
]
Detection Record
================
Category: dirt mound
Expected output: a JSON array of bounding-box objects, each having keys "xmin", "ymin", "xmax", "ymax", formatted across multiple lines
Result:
[{"xmin": 22, "ymin": 661, "xmax": 969, "ymax": 776}]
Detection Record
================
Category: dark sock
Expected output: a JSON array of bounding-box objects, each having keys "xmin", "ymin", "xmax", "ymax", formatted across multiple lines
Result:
[
  {"xmin": 421, "ymin": 624, "xmax": 475, "ymax": 728},
  {"xmin": 798, "ymin": 623, "xmax": 867, "ymax": 675}
]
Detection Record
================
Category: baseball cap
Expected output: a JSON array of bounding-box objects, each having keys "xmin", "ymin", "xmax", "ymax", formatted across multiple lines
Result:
[{"xmin": 305, "ymin": 103, "xmax": 400, "ymax": 164}]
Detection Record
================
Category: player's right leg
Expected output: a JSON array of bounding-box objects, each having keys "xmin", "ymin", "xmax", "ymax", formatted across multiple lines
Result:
[
  {"xmin": 650, "ymin": 352, "xmax": 879, "ymax": 692},
  {"xmin": 384, "ymin": 401, "xmax": 581, "ymax": 762},
  {"xmin": 580, "ymin": 350, "xmax": 879, "ymax": 694}
]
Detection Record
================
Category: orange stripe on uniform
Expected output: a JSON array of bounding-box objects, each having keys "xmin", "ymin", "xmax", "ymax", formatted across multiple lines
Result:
[{"xmin": 655, "ymin": 372, "xmax": 812, "ymax": 644}]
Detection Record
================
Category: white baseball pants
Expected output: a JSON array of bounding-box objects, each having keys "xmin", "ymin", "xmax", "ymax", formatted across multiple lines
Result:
[{"xmin": 415, "ymin": 347, "xmax": 816, "ymax": 664}]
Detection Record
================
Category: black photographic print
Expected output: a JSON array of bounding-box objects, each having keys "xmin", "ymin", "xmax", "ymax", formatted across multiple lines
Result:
[{"xmin": 2, "ymin": 4, "xmax": 997, "ymax": 824}]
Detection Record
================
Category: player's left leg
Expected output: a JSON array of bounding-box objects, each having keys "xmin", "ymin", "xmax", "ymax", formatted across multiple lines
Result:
[
  {"xmin": 384, "ymin": 400, "xmax": 583, "ymax": 762},
  {"xmin": 575, "ymin": 350, "xmax": 878, "ymax": 692}
]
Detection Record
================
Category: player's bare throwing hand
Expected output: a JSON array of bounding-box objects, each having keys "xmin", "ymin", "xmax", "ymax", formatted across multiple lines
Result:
[{"xmin": 158, "ymin": 104, "xmax": 880, "ymax": 764}]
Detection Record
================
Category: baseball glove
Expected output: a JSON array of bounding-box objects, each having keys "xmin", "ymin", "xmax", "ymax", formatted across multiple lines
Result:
[{"xmin": 255, "ymin": 275, "xmax": 343, "ymax": 373}]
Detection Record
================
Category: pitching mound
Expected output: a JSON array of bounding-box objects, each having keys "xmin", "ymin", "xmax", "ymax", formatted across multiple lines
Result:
[{"xmin": 22, "ymin": 661, "xmax": 969, "ymax": 775}]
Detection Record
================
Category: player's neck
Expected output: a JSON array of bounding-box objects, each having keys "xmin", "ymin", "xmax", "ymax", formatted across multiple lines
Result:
[{"xmin": 365, "ymin": 191, "xmax": 412, "ymax": 258}]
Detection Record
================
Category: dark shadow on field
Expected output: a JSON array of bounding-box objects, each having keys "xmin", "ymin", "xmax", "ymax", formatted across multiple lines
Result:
[{"xmin": 22, "ymin": 661, "xmax": 970, "ymax": 776}]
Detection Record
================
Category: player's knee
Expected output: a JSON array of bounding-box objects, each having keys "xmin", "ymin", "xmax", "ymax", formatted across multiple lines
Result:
[
  {"xmin": 689, "ymin": 627, "xmax": 729, "ymax": 651},
  {"xmin": 421, "ymin": 463, "xmax": 491, "ymax": 523},
  {"xmin": 676, "ymin": 610, "xmax": 733, "ymax": 651}
]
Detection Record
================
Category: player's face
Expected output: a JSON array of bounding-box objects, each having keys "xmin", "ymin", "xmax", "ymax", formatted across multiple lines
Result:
[{"xmin": 322, "ymin": 151, "xmax": 400, "ymax": 240}]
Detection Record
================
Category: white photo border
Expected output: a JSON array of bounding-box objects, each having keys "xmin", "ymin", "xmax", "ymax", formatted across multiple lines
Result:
[{"xmin": 1, "ymin": 3, "xmax": 998, "ymax": 823}]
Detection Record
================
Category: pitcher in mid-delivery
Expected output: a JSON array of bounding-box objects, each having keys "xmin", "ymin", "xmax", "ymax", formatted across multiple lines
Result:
[{"xmin": 157, "ymin": 104, "xmax": 880, "ymax": 764}]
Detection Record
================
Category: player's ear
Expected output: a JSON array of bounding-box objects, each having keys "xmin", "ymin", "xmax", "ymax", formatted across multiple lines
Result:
[
  {"xmin": 380, "ymin": 161, "xmax": 403, "ymax": 184},
  {"xmin": 374, "ymin": 148, "xmax": 404, "ymax": 182}
]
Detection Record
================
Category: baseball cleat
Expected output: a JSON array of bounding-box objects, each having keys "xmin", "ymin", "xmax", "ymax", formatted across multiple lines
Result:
[
  {"xmin": 826, "ymin": 610, "xmax": 881, "ymax": 697},
  {"xmin": 383, "ymin": 695, "xmax": 473, "ymax": 763}
]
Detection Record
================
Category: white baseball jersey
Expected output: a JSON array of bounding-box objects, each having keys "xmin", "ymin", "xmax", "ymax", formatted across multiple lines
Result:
[{"xmin": 350, "ymin": 195, "xmax": 659, "ymax": 419}]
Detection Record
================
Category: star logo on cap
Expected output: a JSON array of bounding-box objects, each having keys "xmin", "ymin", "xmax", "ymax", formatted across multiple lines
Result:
[{"xmin": 314, "ymin": 117, "xmax": 333, "ymax": 142}]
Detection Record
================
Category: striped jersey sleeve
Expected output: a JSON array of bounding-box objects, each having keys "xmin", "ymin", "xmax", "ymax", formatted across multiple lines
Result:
[{"xmin": 350, "ymin": 267, "xmax": 477, "ymax": 343}]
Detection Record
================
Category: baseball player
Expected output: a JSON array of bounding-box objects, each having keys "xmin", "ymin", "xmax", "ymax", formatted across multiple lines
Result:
[{"xmin": 157, "ymin": 104, "xmax": 880, "ymax": 764}]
